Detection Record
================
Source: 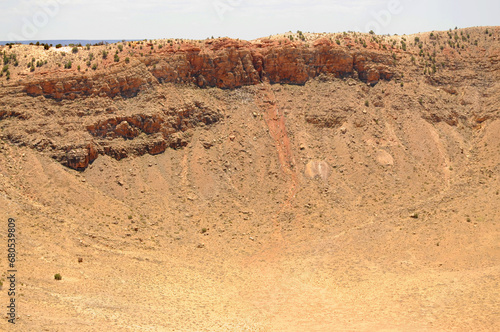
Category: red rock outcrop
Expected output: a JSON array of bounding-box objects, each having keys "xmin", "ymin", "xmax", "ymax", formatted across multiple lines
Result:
[
  {"xmin": 25, "ymin": 61, "xmax": 156, "ymax": 100},
  {"xmin": 23, "ymin": 38, "xmax": 395, "ymax": 100}
]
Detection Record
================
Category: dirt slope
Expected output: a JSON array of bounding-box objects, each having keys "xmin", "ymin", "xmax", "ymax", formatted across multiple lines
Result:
[{"xmin": 0, "ymin": 27, "xmax": 499, "ymax": 331}]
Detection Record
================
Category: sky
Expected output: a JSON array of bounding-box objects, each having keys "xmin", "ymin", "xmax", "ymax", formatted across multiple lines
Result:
[{"xmin": 0, "ymin": 0, "xmax": 498, "ymax": 42}]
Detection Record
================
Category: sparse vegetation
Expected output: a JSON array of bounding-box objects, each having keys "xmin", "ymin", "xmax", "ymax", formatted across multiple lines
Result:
[
  {"xmin": 54, "ymin": 273, "xmax": 62, "ymax": 280},
  {"xmin": 72, "ymin": 46, "xmax": 78, "ymax": 54}
]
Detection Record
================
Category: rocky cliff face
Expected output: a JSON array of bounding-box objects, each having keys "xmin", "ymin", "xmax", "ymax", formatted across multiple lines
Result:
[
  {"xmin": 24, "ymin": 62, "xmax": 156, "ymax": 100},
  {"xmin": 1, "ymin": 28, "xmax": 498, "ymax": 170},
  {"xmin": 22, "ymin": 38, "xmax": 394, "ymax": 100}
]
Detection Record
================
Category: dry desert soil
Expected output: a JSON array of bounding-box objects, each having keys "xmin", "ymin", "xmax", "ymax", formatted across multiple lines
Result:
[{"xmin": 0, "ymin": 27, "xmax": 499, "ymax": 331}]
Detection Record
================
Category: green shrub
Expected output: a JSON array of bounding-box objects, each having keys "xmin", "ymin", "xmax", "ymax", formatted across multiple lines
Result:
[
  {"xmin": 54, "ymin": 273, "xmax": 62, "ymax": 280},
  {"xmin": 72, "ymin": 46, "xmax": 78, "ymax": 53},
  {"xmin": 118, "ymin": 44, "xmax": 123, "ymax": 52},
  {"xmin": 114, "ymin": 54, "xmax": 119, "ymax": 62},
  {"xmin": 125, "ymin": 57, "xmax": 130, "ymax": 64},
  {"xmin": 102, "ymin": 50, "xmax": 108, "ymax": 59},
  {"xmin": 56, "ymin": 44, "xmax": 62, "ymax": 48},
  {"xmin": 92, "ymin": 63, "xmax": 98, "ymax": 70},
  {"xmin": 64, "ymin": 60, "xmax": 72, "ymax": 69}
]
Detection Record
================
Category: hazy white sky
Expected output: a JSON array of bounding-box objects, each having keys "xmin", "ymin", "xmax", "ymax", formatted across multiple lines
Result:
[{"xmin": 1, "ymin": 0, "xmax": 498, "ymax": 41}]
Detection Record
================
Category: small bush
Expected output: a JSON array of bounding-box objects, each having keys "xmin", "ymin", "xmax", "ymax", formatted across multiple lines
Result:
[
  {"xmin": 102, "ymin": 50, "xmax": 108, "ymax": 59},
  {"xmin": 201, "ymin": 228, "xmax": 207, "ymax": 234},
  {"xmin": 72, "ymin": 46, "xmax": 78, "ymax": 54},
  {"xmin": 125, "ymin": 57, "xmax": 130, "ymax": 64},
  {"xmin": 64, "ymin": 60, "xmax": 72, "ymax": 69},
  {"xmin": 118, "ymin": 44, "xmax": 123, "ymax": 52},
  {"xmin": 114, "ymin": 54, "xmax": 119, "ymax": 62},
  {"xmin": 336, "ymin": 39, "xmax": 340, "ymax": 45},
  {"xmin": 56, "ymin": 44, "xmax": 62, "ymax": 48},
  {"xmin": 364, "ymin": 100, "xmax": 369, "ymax": 107},
  {"xmin": 92, "ymin": 63, "xmax": 98, "ymax": 70},
  {"xmin": 54, "ymin": 273, "xmax": 62, "ymax": 280}
]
